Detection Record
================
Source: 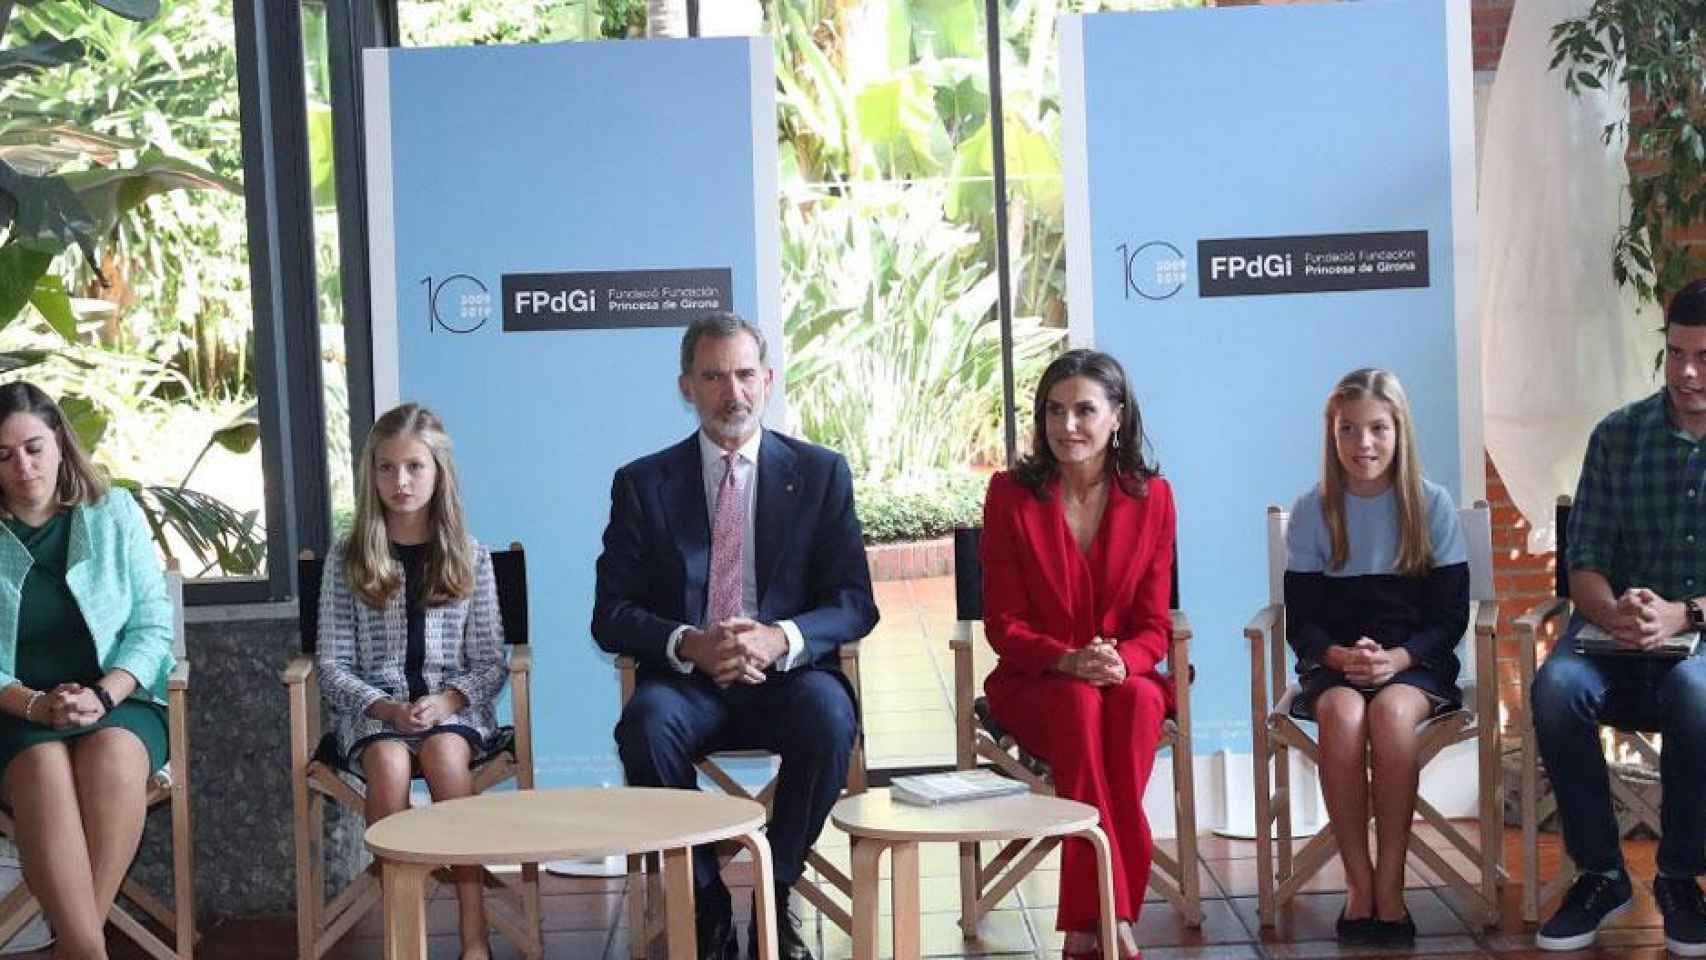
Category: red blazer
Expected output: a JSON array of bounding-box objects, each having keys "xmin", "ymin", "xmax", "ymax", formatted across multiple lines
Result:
[{"xmin": 979, "ymin": 470, "xmax": 1177, "ymax": 712}]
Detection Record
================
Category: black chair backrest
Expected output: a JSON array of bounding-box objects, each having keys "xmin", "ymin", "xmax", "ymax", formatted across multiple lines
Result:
[
  {"xmin": 952, "ymin": 525, "xmax": 1181, "ymax": 623},
  {"xmin": 297, "ymin": 544, "xmax": 529, "ymax": 654},
  {"xmin": 299, "ymin": 551, "xmax": 325, "ymax": 654},
  {"xmin": 491, "ymin": 546, "xmax": 529, "ymax": 646},
  {"xmin": 1555, "ymin": 499, "xmax": 1573, "ymax": 600}
]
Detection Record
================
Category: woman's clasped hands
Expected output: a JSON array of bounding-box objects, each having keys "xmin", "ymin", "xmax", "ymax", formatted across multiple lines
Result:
[
  {"xmin": 1326, "ymin": 636, "xmax": 1413, "ymax": 689},
  {"xmin": 36, "ymin": 683, "xmax": 106, "ymax": 730},
  {"xmin": 377, "ymin": 690, "xmax": 467, "ymax": 734},
  {"xmin": 1055, "ymin": 637, "xmax": 1127, "ymax": 686}
]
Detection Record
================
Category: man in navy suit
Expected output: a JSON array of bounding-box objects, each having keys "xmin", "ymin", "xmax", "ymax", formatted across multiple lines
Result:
[{"xmin": 594, "ymin": 311, "xmax": 879, "ymax": 960}]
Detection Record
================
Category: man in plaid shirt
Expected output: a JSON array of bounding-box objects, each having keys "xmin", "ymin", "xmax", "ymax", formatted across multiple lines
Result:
[{"xmin": 1532, "ymin": 279, "xmax": 1706, "ymax": 956}]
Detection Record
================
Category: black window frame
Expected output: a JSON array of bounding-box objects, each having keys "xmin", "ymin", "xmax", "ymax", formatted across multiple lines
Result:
[{"xmin": 217, "ymin": 0, "xmax": 395, "ymax": 605}]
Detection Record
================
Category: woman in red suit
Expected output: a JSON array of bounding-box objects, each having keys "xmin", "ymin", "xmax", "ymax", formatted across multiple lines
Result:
[{"xmin": 982, "ymin": 348, "xmax": 1175, "ymax": 960}]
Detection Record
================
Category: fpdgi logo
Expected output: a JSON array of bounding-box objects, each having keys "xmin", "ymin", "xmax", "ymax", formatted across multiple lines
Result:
[
  {"xmin": 1116, "ymin": 241, "xmax": 1187, "ymax": 301},
  {"xmin": 421, "ymin": 274, "xmax": 492, "ymax": 334},
  {"xmin": 512, "ymin": 287, "xmax": 597, "ymax": 315},
  {"xmin": 1208, "ymin": 253, "xmax": 1293, "ymax": 281}
]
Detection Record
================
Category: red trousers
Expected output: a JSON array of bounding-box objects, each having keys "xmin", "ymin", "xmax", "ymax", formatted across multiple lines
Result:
[{"xmin": 987, "ymin": 672, "xmax": 1168, "ymax": 931}]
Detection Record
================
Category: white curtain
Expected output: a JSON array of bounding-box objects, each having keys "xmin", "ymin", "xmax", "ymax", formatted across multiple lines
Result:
[{"xmin": 1479, "ymin": 0, "xmax": 1661, "ymax": 552}]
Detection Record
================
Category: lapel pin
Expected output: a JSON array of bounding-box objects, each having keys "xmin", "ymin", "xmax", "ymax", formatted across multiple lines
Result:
[{"xmin": 786, "ymin": 482, "xmax": 796, "ymax": 492}]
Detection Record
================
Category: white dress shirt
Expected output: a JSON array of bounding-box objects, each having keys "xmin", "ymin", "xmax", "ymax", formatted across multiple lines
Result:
[{"xmin": 664, "ymin": 429, "xmax": 808, "ymax": 674}]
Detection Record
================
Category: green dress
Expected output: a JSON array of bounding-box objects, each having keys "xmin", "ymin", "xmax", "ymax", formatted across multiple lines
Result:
[{"xmin": 0, "ymin": 511, "xmax": 168, "ymax": 777}]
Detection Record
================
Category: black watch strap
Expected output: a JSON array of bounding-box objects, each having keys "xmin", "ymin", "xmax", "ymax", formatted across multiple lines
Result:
[
  {"xmin": 1688, "ymin": 599, "xmax": 1705, "ymax": 630},
  {"xmin": 92, "ymin": 685, "xmax": 115, "ymax": 714}
]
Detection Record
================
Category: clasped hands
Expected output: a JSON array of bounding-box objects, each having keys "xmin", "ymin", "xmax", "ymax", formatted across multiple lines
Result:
[
  {"xmin": 33, "ymin": 683, "xmax": 105, "ymax": 730},
  {"xmin": 1325, "ymin": 637, "xmax": 1412, "ymax": 688},
  {"xmin": 1054, "ymin": 638, "xmax": 1127, "ymax": 687},
  {"xmin": 680, "ymin": 617, "xmax": 788, "ymax": 688},
  {"xmin": 1603, "ymin": 587, "xmax": 1688, "ymax": 651},
  {"xmin": 375, "ymin": 689, "xmax": 467, "ymax": 734}
]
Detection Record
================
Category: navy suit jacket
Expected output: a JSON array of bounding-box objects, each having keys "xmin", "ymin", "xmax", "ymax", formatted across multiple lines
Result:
[{"xmin": 592, "ymin": 429, "xmax": 879, "ymax": 675}]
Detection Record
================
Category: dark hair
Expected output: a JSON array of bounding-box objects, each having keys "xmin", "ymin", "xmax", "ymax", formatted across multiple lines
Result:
[
  {"xmin": 1011, "ymin": 349, "xmax": 1156, "ymax": 498},
  {"xmin": 1667, "ymin": 279, "xmax": 1706, "ymax": 329},
  {"xmin": 0, "ymin": 381, "xmax": 109, "ymax": 512},
  {"xmin": 679, "ymin": 311, "xmax": 768, "ymax": 376}
]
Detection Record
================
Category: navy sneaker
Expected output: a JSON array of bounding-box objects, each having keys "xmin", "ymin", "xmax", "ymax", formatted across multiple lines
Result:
[
  {"xmin": 1654, "ymin": 875, "xmax": 1706, "ymax": 958},
  {"xmin": 1536, "ymin": 871, "xmax": 1633, "ymax": 951}
]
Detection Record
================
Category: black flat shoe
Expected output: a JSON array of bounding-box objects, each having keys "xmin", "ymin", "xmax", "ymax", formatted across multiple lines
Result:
[
  {"xmin": 1335, "ymin": 909, "xmax": 1378, "ymax": 945},
  {"xmin": 1371, "ymin": 912, "xmax": 1416, "ymax": 947}
]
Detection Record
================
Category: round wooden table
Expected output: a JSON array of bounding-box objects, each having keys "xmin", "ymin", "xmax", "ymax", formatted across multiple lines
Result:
[
  {"xmin": 365, "ymin": 787, "xmax": 776, "ymax": 960},
  {"xmin": 831, "ymin": 788, "xmax": 1117, "ymax": 960}
]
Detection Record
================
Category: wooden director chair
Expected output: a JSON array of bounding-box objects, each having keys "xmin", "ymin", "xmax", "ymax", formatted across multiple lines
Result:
[
  {"xmin": 1245, "ymin": 501, "xmax": 1504, "ymax": 928},
  {"xmin": 950, "ymin": 526, "xmax": 1204, "ymax": 934},
  {"xmin": 0, "ymin": 566, "xmax": 194, "ymax": 960},
  {"xmin": 616, "ymin": 643, "xmax": 866, "ymax": 955},
  {"xmin": 1516, "ymin": 495, "xmax": 1664, "ymax": 923},
  {"xmin": 286, "ymin": 546, "xmax": 540, "ymax": 960}
]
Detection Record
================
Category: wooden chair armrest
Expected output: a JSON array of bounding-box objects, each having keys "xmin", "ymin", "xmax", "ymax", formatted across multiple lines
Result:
[
  {"xmin": 281, "ymin": 653, "xmax": 314, "ymax": 686},
  {"xmin": 1244, "ymin": 604, "xmax": 1280, "ymax": 644},
  {"xmin": 508, "ymin": 645, "xmax": 533, "ymax": 676},
  {"xmin": 167, "ymin": 659, "xmax": 190, "ymax": 692},
  {"xmin": 1170, "ymin": 609, "xmax": 1193, "ymax": 643},
  {"xmin": 837, "ymin": 641, "xmax": 861, "ymax": 671},
  {"xmin": 1514, "ymin": 596, "xmax": 1571, "ymax": 635},
  {"xmin": 1475, "ymin": 599, "xmax": 1500, "ymax": 638},
  {"xmin": 615, "ymin": 654, "xmax": 637, "ymax": 707},
  {"xmin": 949, "ymin": 621, "xmax": 972, "ymax": 651}
]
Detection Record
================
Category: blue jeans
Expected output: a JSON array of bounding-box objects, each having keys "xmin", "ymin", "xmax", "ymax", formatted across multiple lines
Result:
[{"xmin": 1531, "ymin": 615, "xmax": 1706, "ymax": 877}]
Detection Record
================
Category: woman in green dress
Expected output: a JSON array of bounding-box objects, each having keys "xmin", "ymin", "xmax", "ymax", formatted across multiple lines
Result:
[{"xmin": 0, "ymin": 382, "xmax": 175, "ymax": 960}]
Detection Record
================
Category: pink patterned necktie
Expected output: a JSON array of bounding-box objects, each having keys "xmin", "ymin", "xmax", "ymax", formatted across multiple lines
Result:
[{"xmin": 705, "ymin": 452, "xmax": 747, "ymax": 626}]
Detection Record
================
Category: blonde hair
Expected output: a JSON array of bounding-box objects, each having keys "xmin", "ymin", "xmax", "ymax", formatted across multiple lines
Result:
[
  {"xmin": 0, "ymin": 381, "xmax": 109, "ymax": 515},
  {"xmin": 344, "ymin": 403, "xmax": 474, "ymax": 608},
  {"xmin": 1320, "ymin": 368, "xmax": 1433, "ymax": 577}
]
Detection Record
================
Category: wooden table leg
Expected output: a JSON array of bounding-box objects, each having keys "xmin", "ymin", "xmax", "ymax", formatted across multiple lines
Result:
[
  {"xmin": 1079, "ymin": 827, "xmax": 1118, "ymax": 960},
  {"xmin": 735, "ymin": 832, "xmax": 778, "ymax": 960},
  {"xmin": 661, "ymin": 846, "xmax": 698, "ymax": 960},
  {"xmin": 850, "ymin": 835, "xmax": 887, "ymax": 960},
  {"xmin": 381, "ymin": 861, "xmax": 430, "ymax": 960},
  {"xmin": 890, "ymin": 841, "xmax": 921, "ymax": 960}
]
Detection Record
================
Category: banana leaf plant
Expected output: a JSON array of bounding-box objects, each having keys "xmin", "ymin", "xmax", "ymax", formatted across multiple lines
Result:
[{"xmin": 0, "ymin": 0, "xmax": 263, "ymax": 577}]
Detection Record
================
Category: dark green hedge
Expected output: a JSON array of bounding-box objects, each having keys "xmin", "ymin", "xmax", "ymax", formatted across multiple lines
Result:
[{"xmin": 855, "ymin": 470, "xmax": 989, "ymax": 545}]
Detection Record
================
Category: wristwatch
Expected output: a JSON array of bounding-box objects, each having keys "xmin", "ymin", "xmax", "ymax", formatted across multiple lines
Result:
[
  {"xmin": 1687, "ymin": 599, "xmax": 1705, "ymax": 631},
  {"xmin": 91, "ymin": 685, "xmax": 115, "ymax": 715}
]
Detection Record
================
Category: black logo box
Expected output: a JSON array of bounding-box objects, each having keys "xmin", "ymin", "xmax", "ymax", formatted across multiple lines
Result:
[
  {"xmin": 501, "ymin": 268, "xmax": 734, "ymax": 331},
  {"xmin": 1196, "ymin": 230, "xmax": 1429, "ymax": 298}
]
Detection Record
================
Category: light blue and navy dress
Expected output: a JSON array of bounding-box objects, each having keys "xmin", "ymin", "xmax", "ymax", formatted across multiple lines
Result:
[{"xmin": 1283, "ymin": 479, "xmax": 1470, "ymax": 719}]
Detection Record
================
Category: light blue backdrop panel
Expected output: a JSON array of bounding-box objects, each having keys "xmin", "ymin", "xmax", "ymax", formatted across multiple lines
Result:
[
  {"xmin": 1064, "ymin": 2, "xmax": 1464, "ymax": 752},
  {"xmin": 371, "ymin": 38, "xmax": 775, "ymax": 785}
]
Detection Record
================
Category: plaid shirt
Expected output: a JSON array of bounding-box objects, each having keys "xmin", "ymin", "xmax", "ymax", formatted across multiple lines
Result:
[{"xmin": 1568, "ymin": 389, "xmax": 1706, "ymax": 600}]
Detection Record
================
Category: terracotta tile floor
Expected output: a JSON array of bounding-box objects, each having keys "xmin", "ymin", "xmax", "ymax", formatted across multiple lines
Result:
[{"xmin": 61, "ymin": 577, "xmax": 1680, "ymax": 958}]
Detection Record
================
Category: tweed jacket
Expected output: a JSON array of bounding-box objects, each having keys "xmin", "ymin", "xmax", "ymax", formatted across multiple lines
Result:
[
  {"xmin": 315, "ymin": 536, "xmax": 506, "ymax": 758},
  {"xmin": 0, "ymin": 488, "xmax": 174, "ymax": 704}
]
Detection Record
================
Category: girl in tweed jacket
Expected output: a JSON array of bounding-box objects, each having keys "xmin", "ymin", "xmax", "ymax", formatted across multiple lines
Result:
[{"xmin": 317, "ymin": 403, "xmax": 505, "ymax": 960}]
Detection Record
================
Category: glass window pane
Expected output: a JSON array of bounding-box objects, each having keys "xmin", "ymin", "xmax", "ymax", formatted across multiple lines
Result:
[
  {"xmin": 0, "ymin": 0, "xmax": 267, "ymax": 582},
  {"xmin": 765, "ymin": 0, "xmax": 1001, "ymax": 770},
  {"xmin": 397, "ymin": 2, "xmax": 607, "ymax": 47},
  {"xmin": 300, "ymin": 2, "xmax": 354, "ymax": 536}
]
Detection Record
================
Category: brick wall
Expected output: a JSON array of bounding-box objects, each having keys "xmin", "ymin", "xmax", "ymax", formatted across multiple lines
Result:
[{"xmin": 1472, "ymin": 0, "xmax": 1514, "ymax": 71}]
